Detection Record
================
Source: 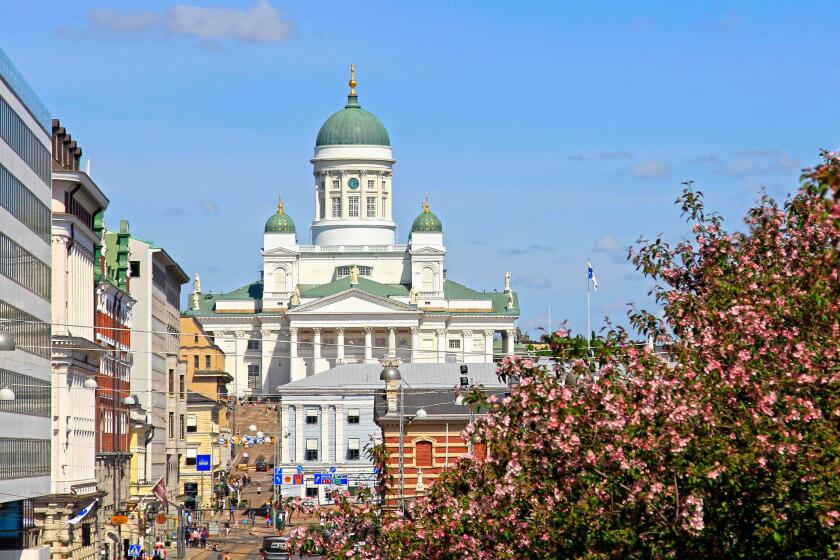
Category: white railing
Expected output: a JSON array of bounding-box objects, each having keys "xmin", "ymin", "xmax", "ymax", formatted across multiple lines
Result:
[{"xmin": 297, "ymin": 244, "xmax": 407, "ymax": 253}]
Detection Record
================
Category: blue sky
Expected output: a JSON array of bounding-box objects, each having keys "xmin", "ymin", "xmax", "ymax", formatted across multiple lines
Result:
[{"xmin": 3, "ymin": 0, "xmax": 838, "ymax": 337}]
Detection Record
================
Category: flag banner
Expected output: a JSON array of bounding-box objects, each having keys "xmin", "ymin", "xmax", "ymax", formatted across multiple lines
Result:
[
  {"xmin": 68, "ymin": 499, "xmax": 98, "ymax": 525},
  {"xmin": 151, "ymin": 477, "xmax": 168, "ymax": 510},
  {"xmin": 588, "ymin": 260, "xmax": 599, "ymax": 291}
]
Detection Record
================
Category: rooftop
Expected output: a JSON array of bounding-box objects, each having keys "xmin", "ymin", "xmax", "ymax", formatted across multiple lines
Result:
[{"xmin": 0, "ymin": 46, "xmax": 50, "ymax": 133}]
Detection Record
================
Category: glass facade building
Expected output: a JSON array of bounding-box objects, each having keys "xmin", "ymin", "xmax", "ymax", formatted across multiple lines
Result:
[{"xmin": 0, "ymin": 46, "xmax": 51, "ymax": 551}]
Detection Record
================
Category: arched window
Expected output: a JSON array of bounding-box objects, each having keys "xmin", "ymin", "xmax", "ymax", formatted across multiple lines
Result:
[
  {"xmin": 415, "ymin": 440, "xmax": 433, "ymax": 467},
  {"xmin": 420, "ymin": 267, "xmax": 434, "ymax": 292},
  {"xmin": 274, "ymin": 267, "xmax": 287, "ymax": 293}
]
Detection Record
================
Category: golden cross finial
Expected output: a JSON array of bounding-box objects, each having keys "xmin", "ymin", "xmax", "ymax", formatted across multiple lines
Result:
[
  {"xmin": 349, "ymin": 64, "xmax": 357, "ymax": 95},
  {"xmin": 277, "ymin": 194, "xmax": 284, "ymax": 214},
  {"xmin": 423, "ymin": 192, "xmax": 430, "ymax": 213}
]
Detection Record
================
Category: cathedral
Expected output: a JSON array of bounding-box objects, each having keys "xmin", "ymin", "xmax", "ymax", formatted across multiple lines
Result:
[{"xmin": 185, "ymin": 68, "xmax": 519, "ymax": 395}]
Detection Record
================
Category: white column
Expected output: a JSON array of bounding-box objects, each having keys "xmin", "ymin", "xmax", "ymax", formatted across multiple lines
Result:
[
  {"xmin": 484, "ymin": 329, "xmax": 494, "ymax": 363},
  {"xmin": 463, "ymin": 330, "xmax": 473, "ymax": 362},
  {"xmin": 313, "ymin": 328, "xmax": 322, "ymax": 360},
  {"xmin": 336, "ymin": 328, "xmax": 345, "ymax": 363},
  {"xmin": 320, "ymin": 404, "xmax": 330, "ymax": 464},
  {"xmin": 289, "ymin": 327, "xmax": 298, "ymax": 359},
  {"xmin": 411, "ymin": 327, "xmax": 420, "ymax": 362},
  {"xmin": 505, "ymin": 329, "xmax": 516, "ymax": 356},
  {"xmin": 294, "ymin": 405, "xmax": 304, "ymax": 464},
  {"xmin": 334, "ymin": 404, "xmax": 344, "ymax": 464},
  {"xmin": 437, "ymin": 329, "xmax": 447, "ymax": 364},
  {"xmin": 364, "ymin": 328, "xmax": 373, "ymax": 363},
  {"xmin": 260, "ymin": 329, "xmax": 273, "ymax": 392},
  {"xmin": 387, "ymin": 327, "xmax": 396, "ymax": 357},
  {"xmin": 280, "ymin": 405, "xmax": 290, "ymax": 462}
]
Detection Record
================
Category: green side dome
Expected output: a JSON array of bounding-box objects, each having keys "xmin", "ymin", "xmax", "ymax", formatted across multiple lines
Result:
[
  {"xmin": 265, "ymin": 197, "xmax": 296, "ymax": 233},
  {"xmin": 316, "ymin": 94, "xmax": 390, "ymax": 147},
  {"xmin": 411, "ymin": 197, "xmax": 442, "ymax": 233}
]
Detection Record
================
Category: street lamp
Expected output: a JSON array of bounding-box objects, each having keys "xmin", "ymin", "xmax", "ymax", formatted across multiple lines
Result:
[
  {"xmin": 248, "ymin": 424, "xmax": 258, "ymax": 432},
  {"xmin": 0, "ymin": 325, "xmax": 15, "ymax": 352},
  {"xmin": 83, "ymin": 378, "xmax": 98, "ymax": 389},
  {"xmin": 0, "ymin": 386, "xmax": 15, "ymax": 401},
  {"xmin": 382, "ymin": 362, "xmax": 414, "ymax": 512},
  {"xmin": 123, "ymin": 395, "xmax": 136, "ymax": 406}
]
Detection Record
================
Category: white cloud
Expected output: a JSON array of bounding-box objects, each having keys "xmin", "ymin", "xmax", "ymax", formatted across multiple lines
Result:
[
  {"xmin": 593, "ymin": 235, "xmax": 623, "ymax": 253},
  {"xmin": 86, "ymin": 0, "xmax": 292, "ymax": 45},
  {"xmin": 630, "ymin": 159, "xmax": 671, "ymax": 180}
]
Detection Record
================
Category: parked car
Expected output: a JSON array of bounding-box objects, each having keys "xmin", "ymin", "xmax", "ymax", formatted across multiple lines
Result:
[
  {"xmin": 255, "ymin": 457, "xmax": 267, "ymax": 471},
  {"xmin": 261, "ymin": 536, "xmax": 289, "ymax": 560}
]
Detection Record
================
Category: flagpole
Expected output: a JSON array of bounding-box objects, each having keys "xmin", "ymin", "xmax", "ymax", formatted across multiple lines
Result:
[{"xmin": 587, "ymin": 273, "xmax": 591, "ymax": 357}]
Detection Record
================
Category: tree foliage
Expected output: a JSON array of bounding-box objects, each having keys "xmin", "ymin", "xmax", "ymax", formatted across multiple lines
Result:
[{"xmin": 288, "ymin": 152, "xmax": 840, "ymax": 558}]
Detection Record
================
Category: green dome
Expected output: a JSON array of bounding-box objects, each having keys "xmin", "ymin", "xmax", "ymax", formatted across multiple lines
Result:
[
  {"xmin": 265, "ymin": 198, "xmax": 296, "ymax": 233},
  {"xmin": 316, "ymin": 95, "xmax": 390, "ymax": 147},
  {"xmin": 411, "ymin": 198, "xmax": 442, "ymax": 233}
]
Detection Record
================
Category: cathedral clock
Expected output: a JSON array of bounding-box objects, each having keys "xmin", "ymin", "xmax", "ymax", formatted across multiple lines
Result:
[{"xmin": 348, "ymin": 178, "xmax": 360, "ymax": 189}]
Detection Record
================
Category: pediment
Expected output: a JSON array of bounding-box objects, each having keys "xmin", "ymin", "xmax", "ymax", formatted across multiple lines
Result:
[
  {"xmin": 288, "ymin": 289, "xmax": 419, "ymax": 315},
  {"xmin": 410, "ymin": 246, "xmax": 445, "ymax": 255},
  {"xmin": 262, "ymin": 246, "xmax": 299, "ymax": 256}
]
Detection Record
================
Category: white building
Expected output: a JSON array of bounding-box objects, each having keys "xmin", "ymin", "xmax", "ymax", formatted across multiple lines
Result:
[
  {"xmin": 275, "ymin": 363, "xmax": 504, "ymax": 503},
  {"xmin": 186, "ymin": 68, "xmax": 519, "ymax": 396},
  {"xmin": 124, "ymin": 235, "xmax": 189, "ymax": 499},
  {"xmin": 0, "ymin": 46, "xmax": 52, "ymax": 558},
  {"xmin": 32, "ymin": 120, "xmax": 109, "ymax": 560}
]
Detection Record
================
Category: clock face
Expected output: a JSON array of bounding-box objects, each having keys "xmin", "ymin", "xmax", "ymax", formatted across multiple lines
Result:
[{"xmin": 348, "ymin": 178, "xmax": 360, "ymax": 190}]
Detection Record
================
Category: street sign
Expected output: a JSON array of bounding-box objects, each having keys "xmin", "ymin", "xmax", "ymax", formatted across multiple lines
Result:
[
  {"xmin": 293, "ymin": 474, "xmax": 303, "ymax": 485},
  {"xmin": 273, "ymin": 468, "xmax": 283, "ymax": 486},
  {"xmin": 128, "ymin": 545, "xmax": 141, "ymax": 558},
  {"xmin": 373, "ymin": 466, "xmax": 380, "ymax": 474},
  {"xmin": 313, "ymin": 473, "xmax": 321, "ymax": 485},
  {"xmin": 111, "ymin": 515, "xmax": 128, "ymax": 525},
  {"xmin": 335, "ymin": 476, "xmax": 348, "ymax": 485},
  {"xmin": 296, "ymin": 465, "xmax": 303, "ymax": 473},
  {"xmin": 196, "ymin": 455, "xmax": 211, "ymax": 472},
  {"xmin": 328, "ymin": 466, "xmax": 336, "ymax": 473}
]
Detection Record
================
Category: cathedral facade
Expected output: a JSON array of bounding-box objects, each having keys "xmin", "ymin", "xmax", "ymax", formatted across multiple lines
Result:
[{"xmin": 185, "ymin": 69, "xmax": 518, "ymax": 395}]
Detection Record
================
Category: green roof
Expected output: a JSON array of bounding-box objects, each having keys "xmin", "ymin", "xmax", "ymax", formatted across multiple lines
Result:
[
  {"xmin": 299, "ymin": 276, "xmax": 409, "ymax": 299},
  {"xmin": 316, "ymin": 94, "xmax": 390, "ymax": 147},
  {"xmin": 411, "ymin": 210, "xmax": 442, "ymax": 233},
  {"xmin": 443, "ymin": 280, "xmax": 519, "ymax": 315},
  {"xmin": 265, "ymin": 204, "xmax": 296, "ymax": 233}
]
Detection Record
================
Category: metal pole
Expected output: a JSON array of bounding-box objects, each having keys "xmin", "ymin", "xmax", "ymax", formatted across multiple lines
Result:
[
  {"xmin": 398, "ymin": 384, "xmax": 404, "ymax": 512},
  {"xmin": 587, "ymin": 269, "xmax": 591, "ymax": 356}
]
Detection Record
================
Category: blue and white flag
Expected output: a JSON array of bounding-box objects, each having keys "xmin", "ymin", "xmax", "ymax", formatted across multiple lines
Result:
[
  {"xmin": 68, "ymin": 499, "xmax": 98, "ymax": 525},
  {"xmin": 587, "ymin": 260, "xmax": 599, "ymax": 291}
]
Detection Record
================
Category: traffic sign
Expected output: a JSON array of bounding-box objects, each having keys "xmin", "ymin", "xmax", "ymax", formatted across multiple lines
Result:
[
  {"xmin": 273, "ymin": 468, "xmax": 283, "ymax": 486},
  {"xmin": 128, "ymin": 545, "xmax": 141, "ymax": 558},
  {"xmin": 296, "ymin": 465, "xmax": 303, "ymax": 474},
  {"xmin": 328, "ymin": 466, "xmax": 336, "ymax": 473},
  {"xmin": 373, "ymin": 466, "xmax": 380, "ymax": 474},
  {"xmin": 313, "ymin": 473, "xmax": 322, "ymax": 485},
  {"xmin": 196, "ymin": 455, "xmax": 211, "ymax": 472},
  {"xmin": 335, "ymin": 476, "xmax": 348, "ymax": 485}
]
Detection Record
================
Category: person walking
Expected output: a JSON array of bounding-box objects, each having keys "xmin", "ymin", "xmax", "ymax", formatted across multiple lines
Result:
[
  {"xmin": 256, "ymin": 484, "xmax": 261, "ymax": 497},
  {"xmin": 200, "ymin": 528, "xmax": 208, "ymax": 548},
  {"xmin": 224, "ymin": 521, "xmax": 230, "ymax": 538}
]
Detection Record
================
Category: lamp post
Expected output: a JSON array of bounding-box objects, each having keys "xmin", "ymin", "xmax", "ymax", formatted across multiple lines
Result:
[
  {"xmin": 380, "ymin": 362, "xmax": 412, "ymax": 512},
  {"xmin": 248, "ymin": 423, "xmax": 283, "ymax": 528}
]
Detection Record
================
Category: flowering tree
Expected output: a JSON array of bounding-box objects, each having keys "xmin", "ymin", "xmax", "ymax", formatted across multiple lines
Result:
[{"xmin": 288, "ymin": 152, "xmax": 840, "ymax": 559}]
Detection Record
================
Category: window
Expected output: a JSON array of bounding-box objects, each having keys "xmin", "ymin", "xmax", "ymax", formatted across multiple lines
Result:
[
  {"xmin": 180, "ymin": 375, "xmax": 185, "ymax": 400},
  {"xmin": 129, "ymin": 261, "xmax": 140, "ymax": 278},
  {"xmin": 186, "ymin": 448, "xmax": 197, "ymax": 466},
  {"xmin": 179, "ymin": 414, "xmax": 185, "ymax": 439},
  {"xmin": 331, "ymin": 197, "xmax": 341, "ymax": 218},
  {"xmin": 0, "ymin": 97, "xmax": 50, "ymax": 185},
  {"xmin": 247, "ymin": 339, "xmax": 260, "ymax": 350},
  {"xmin": 205, "ymin": 355, "xmax": 211, "ymax": 368},
  {"xmin": 335, "ymin": 265, "xmax": 371, "ymax": 278},
  {"xmin": 347, "ymin": 408, "xmax": 360, "ymax": 424},
  {"xmin": 382, "ymin": 180, "xmax": 387, "ymax": 190},
  {"xmin": 347, "ymin": 438, "xmax": 360, "ymax": 461},
  {"xmin": 194, "ymin": 335, "xmax": 199, "ymax": 343},
  {"xmin": 305, "ymin": 439, "xmax": 318, "ymax": 461},
  {"xmin": 366, "ymin": 196, "xmax": 376, "ymax": 217},
  {"xmin": 168, "ymin": 368, "xmax": 175, "ymax": 394},
  {"xmin": 0, "ymin": 164, "xmax": 50, "ymax": 242},
  {"xmin": 81, "ymin": 523, "xmax": 92, "ymax": 547},
  {"xmin": 0, "ymin": 300, "xmax": 50, "ymax": 359},
  {"xmin": 168, "ymin": 412, "xmax": 174, "ymax": 439},
  {"xmin": 348, "ymin": 196, "xmax": 359, "ymax": 217},
  {"xmin": 415, "ymin": 441, "xmax": 433, "ymax": 467},
  {"xmin": 421, "ymin": 267, "xmax": 434, "ymax": 291},
  {"xmin": 332, "ymin": 180, "xmax": 339, "ymax": 189},
  {"xmin": 381, "ymin": 197, "xmax": 387, "ymax": 218},
  {"xmin": 247, "ymin": 364, "xmax": 260, "ymax": 390},
  {"xmin": 305, "ymin": 486, "xmax": 318, "ymax": 498},
  {"xmin": 306, "ymin": 409, "xmax": 318, "ymax": 425},
  {"xmin": 274, "ymin": 267, "xmax": 287, "ymax": 293},
  {"xmin": 0, "ymin": 232, "xmax": 51, "ymax": 300},
  {"xmin": 0, "ymin": 439, "xmax": 50, "ymax": 480},
  {"xmin": 193, "ymin": 355, "xmax": 199, "ymax": 369},
  {"xmin": 186, "ymin": 415, "xmax": 197, "ymax": 433},
  {"xmin": 367, "ymin": 179, "xmax": 374, "ymax": 189},
  {"xmin": 448, "ymin": 339, "xmax": 461, "ymax": 350}
]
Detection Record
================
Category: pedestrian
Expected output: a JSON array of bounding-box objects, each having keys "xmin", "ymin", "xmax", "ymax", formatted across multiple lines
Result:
[
  {"xmin": 224, "ymin": 521, "xmax": 230, "ymax": 537},
  {"xmin": 228, "ymin": 504, "xmax": 234, "ymax": 520},
  {"xmin": 224, "ymin": 553, "xmax": 232, "ymax": 560},
  {"xmin": 256, "ymin": 484, "xmax": 261, "ymax": 497},
  {"xmin": 200, "ymin": 528, "xmax": 208, "ymax": 548}
]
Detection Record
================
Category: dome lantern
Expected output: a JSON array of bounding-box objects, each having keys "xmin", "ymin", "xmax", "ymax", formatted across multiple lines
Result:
[
  {"xmin": 264, "ymin": 194, "xmax": 296, "ymax": 233},
  {"xmin": 411, "ymin": 194, "xmax": 442, "ymax": 233}
]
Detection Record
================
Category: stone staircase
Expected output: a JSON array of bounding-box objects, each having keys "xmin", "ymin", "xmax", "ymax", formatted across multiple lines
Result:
[{"xmin": 230, "ymin": 402, "xmax": 281, "ymax": 469}]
